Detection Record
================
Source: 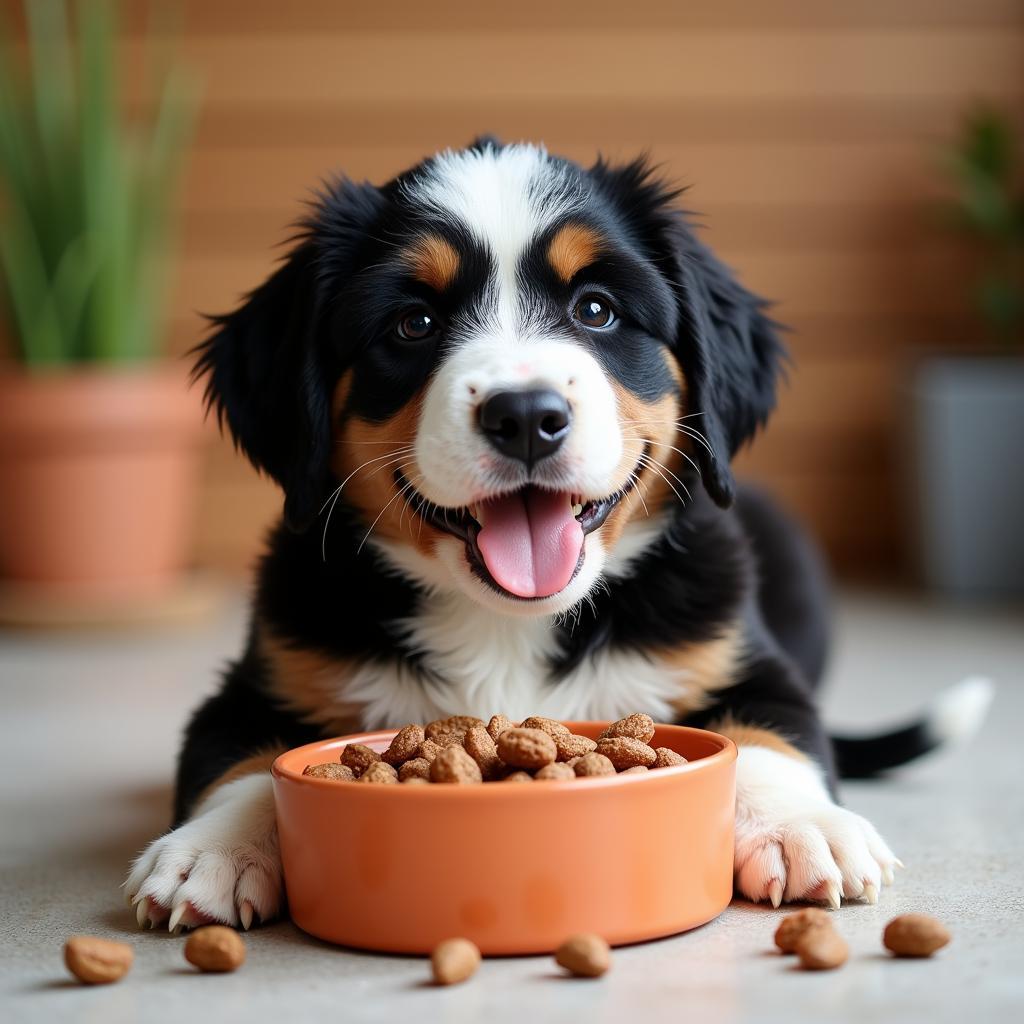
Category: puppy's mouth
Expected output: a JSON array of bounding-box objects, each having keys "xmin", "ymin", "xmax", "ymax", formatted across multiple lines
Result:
[{"xmin": 395, "ymin": 469, "xmax": 640, "ymax": 601}]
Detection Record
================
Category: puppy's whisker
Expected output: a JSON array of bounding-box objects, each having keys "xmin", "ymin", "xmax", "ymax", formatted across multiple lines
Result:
[
  {"xmin": 636, "ymin": 453, "xmax": 691, "ymax": 508},
  {"xmin": 356, "ymin": 475, "xmax": 422, "ymax": 555},
  {"xmin": 320, "ymin": 447, "xmax": 416, "ymax": 561},
  {"xmin": 640, "ymin": 451, "xmax": 693, "ymax": 503}
]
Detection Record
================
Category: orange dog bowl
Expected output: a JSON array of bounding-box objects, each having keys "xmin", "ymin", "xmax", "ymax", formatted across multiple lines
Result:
[{"xmin": 272, "ymin": 722, "xmax": 736, "ymax": 955}]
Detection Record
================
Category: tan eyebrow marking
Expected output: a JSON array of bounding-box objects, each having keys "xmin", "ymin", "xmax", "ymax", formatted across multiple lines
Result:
[
  {"xmin": 404, "ymin": 234, "xmax": 460, "ymax": 291},
  {"xmin": 547, "ymin": 223, "xmax": 605, "ymax": 283}
]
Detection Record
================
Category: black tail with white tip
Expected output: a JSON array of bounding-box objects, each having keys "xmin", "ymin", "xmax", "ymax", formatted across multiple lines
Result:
[{"xmin": 831, "ymin": 677, "xmax": 995, "ymax": 779}]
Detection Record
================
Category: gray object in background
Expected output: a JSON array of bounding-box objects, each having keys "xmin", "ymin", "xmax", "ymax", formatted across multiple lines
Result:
[{"xmin": 910, "ymin": 357, "xmax": 1024, "ymax": 598}]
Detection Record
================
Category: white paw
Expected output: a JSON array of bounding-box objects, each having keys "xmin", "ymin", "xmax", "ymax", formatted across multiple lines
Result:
[
  {"xmin": 124, "ymin": 774, "xmax": 282, "ymax": 931},
  {"xmin": 732, "ymin": 746, "xmax": 900, "ymax": 909}
]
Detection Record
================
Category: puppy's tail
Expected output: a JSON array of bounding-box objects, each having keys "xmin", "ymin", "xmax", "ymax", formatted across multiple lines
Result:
[{"xmin": 830, "ymin": 676, "xmax": 994, "ymax": 779}]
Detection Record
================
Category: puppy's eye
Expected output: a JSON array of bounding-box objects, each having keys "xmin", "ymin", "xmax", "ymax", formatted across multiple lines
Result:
[
  {"xmin": 573, "ymin": 296, "xmax": 615, "ymax": 329},
  {"xmin": 396, "ymin": 310, "xmax": 438, "ymax": 341}
]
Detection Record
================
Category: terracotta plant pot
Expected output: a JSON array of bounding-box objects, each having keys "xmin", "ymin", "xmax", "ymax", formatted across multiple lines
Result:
[{"xmin": 0, "ymin": 364, "xmax": 205, "ymax": 597}]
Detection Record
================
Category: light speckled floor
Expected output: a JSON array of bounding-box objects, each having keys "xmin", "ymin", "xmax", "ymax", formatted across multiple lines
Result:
[{"xmin": 1, "ymin": 590, "xmax": 1022, "ymax": 1023}]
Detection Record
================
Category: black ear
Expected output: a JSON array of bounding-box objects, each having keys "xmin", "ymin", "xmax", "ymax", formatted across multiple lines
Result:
[
  {"xmin": 193, "ymin": 244, "xmax": 332, "ymax": 531},
  {"xmin": 590, "ymin": 156, "xmax": 785, "ymax": 509},
  {"xmin": 669, "ymin": 226, "xmax": 786, "ymax": 508},
  {"xmin": 194, "ymin": 177, "xmax": 385, "ymax": 531}
]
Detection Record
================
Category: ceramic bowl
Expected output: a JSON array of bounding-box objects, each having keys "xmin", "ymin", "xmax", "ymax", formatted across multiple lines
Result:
[{"xmin": 272, "ymin": 721, "xmax": 736, "ymax": 954}]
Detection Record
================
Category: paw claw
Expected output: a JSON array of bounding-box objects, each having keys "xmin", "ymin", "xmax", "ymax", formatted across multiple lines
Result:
[
  {"xmin": 136, "ymin": 897, "xmax": 149, "ymax": 928},
  {"xmin": 767, "ymin": 878, "xmax": 783, "ymax": 909},
  {"xmin": 825, "ymin": 882, "xmax": 842, "ymax": 911},
  {"xmin": 894, "ymin": 857, "xmax": 905, "ymax": 870},
  {"xmin": 239, "ymin": 900, "xmax": 253, "ymax": 931},
  {"xmin": 168, "ymin": 903, "xmax": 188, "ymax": 933},
  {"xmin": 862, "ymin": 882, "xmax": 878, "ymax": 905},
  {"xmin": 881, "ymin": 864, "xmax": 895, "ymax": 886}
]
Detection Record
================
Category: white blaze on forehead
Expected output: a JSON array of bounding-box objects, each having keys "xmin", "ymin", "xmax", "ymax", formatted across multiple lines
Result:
[{"xmin": 407, "ymin": 143, "xmax": 584, "ymax": 329}]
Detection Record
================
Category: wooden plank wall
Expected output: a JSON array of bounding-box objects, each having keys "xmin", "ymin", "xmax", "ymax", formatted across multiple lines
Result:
[{"xmin": 125, "ymin": 1, "xmax": 1024, "ymax": 575}]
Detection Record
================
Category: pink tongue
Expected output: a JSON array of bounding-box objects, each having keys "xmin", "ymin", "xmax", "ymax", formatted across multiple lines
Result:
[{"xmin": 476, "ymin": 489, "xmax": 584, "ymax": 599}]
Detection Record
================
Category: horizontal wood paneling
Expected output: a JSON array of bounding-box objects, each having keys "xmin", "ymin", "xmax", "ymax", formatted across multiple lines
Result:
[{"xmin": 89, "ymin": 2, "xmax": 1021, "ymax": 579}]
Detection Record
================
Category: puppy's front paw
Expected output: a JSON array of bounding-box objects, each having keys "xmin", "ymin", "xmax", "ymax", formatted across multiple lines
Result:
[
  {"xmin": 124, "ymin": 775, "xmax": 281, "ymax": 931},
  {"xmin": 735, "ymin": 803, "xmax": 899, "ymax": 909},
  {"xmin": 733, "ymin": 747, "xmax": 899, "ymax": 909}
]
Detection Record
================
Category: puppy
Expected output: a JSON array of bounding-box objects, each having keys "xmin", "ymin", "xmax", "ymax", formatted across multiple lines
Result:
[{"xmin": 126, "ymin": 139, "xmax": 988, "ymax": 931}]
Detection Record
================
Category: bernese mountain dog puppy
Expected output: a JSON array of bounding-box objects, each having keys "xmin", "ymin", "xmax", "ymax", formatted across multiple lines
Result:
[{"xmin": 126, "ymin": 139, "xmax": 988, "ymax": 932}]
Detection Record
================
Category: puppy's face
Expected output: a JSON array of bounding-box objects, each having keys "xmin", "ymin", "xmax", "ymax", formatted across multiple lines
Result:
[
  {"xmin": 334, "ymin": 145, "xmax": 686, "ymax": 614},
  {"xmin": 199, "ymin": 142, "xmax": 782, "ymax": 616}
]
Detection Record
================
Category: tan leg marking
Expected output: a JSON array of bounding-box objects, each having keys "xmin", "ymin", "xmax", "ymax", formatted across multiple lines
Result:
[
  {"xmin": 258, "ymin": 628, "xmax": 363, "ymax": 735},
  {"xmin": 193, "ymin": 749, "xmax": 286, "ymax": 811},
  {"xmin": 660, "ymin": 624, "xmax": 745, "ymax": 716},
  {"xmin": 708, "ymin": 715, "xmax": 809, "ymax": 761}
]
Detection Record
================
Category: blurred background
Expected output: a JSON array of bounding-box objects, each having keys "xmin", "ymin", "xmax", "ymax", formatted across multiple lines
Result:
[
  {"xmin": 1, "ymin": 0, "xmax": 1022, "ymax": 620},
  {"xmin": 2, "ymin": 7, "xmax": 1023, "ymax": 1015}
]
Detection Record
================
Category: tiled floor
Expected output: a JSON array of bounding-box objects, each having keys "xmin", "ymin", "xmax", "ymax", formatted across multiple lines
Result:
[{"xmin": 1, "ymin": 589, "xmax": 1021, "ymax": 1023}]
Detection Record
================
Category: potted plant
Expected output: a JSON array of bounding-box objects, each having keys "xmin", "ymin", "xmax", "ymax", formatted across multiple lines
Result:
[
  {"xmin": 909, "ymin": 107, "xmax": 1024, "ymax": 598},
  {"xmin": 0, "ymin": 1, "xmax": 202, "ymax": 609}
]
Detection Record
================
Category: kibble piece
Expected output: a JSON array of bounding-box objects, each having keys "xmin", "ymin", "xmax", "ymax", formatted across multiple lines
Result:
[
  {"xmin": 795, "ymin": 926, "xmax": 848, "ymax": 971},
  {"xmin": 398, "ymin": 757, "xmax": 431, "ymax": 782},
  {"xmin": 402, "ymin": 776, "xmax": 431, "ymax": 786},
  {"xmin": 184, "ymin": 926, "xmax": 246, "ymax": 973},
  {"xmin": 497, "ymin": 727, "xmax": 558, "ymax": 769},
  {"xmin": 653, "ymin": 747, "xmax": 688, "ymax": 768},
  {"xmin": 341, "ymin": 743, "xmax": 380, "ymax": 776},
  {"xmin": 573, "ymin": 752, "xmax": 616, "ymax": 777},
  {"xmin": 600, "ymin": 713, "xmax": 656, "ymax": 744},
  {"xmin": 360, "ymin": 762, "xmax": 399, "ymax": 784},
  {"xmin": 429, "ymin": 731, "xmax": 465, "ymax": 749},
  {"xmin": 64, "ymin": 935, "xmax": 133, "ymax": 985},
  {"xmin": 430, "ymin": 745, "xmax": 483, "ymax": 784},
  {"xmin": 486, "ymin": 713, "xmax": 515, "ymax": 743},
  {"xmin": 621, "ymin": 765, "xmax": 649, "ymax": 775},
  {"xmin": 774, "ymin": 908, "xmax": 832, "ymax": 953},
  {"xmin": 431, "ymin": 937, "xmax": 481, "ymax": 985},
  {"xmin": 554, "ymin": 732, "xmax": 598, "ymax": 762},
  {"xmin": 535, "ymin": 761, "xmax": 576, "ymax": 781},
  {"xmin": 521, "ymin": 716, "xmax": 570, "ymax": 739},
  {"xmin": 382, "ymin": 724, "xmax": 426, "ymax": 766},
  {"xmin": 416, "ymin": 739, "xmax": 444, "ymax": 762},
  {"xmin": 555, "ymin": 933, "xmax": 611, "ymax": 977},
  {"xmin": 303, "ymin": 762, "xmax": 356, "ymax": 781},
  {"xmin": 883, "ymin": 914, "xmax": 951, "ymax": 958},
  {"xmin": 503, "ymin": 771, "xmax": 533, "ymax": 783},
  {"xmin": 463, "ymin": 725, "xmax": 502, "ymax": 780},
  {"xmin": 425, "ymin": 716, "xmax": 484, "ymax": 741},
  {"xmin": 595, "ymin": 737, "xmax": 657, "ymax": 771}
]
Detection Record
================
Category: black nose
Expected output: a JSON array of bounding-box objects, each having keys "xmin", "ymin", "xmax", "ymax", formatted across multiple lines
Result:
[{"xmin": 478, "ymin": 388, "xmax": 571, "ymax": 469}]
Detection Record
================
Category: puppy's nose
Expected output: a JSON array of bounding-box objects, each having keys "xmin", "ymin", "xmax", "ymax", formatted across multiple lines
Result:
[{"xmin": 478, "ymin": 388, "xmax": 571, "ymax": 468}]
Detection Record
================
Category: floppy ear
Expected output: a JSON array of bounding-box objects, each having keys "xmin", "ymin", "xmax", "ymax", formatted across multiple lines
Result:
[
  {"xmin": 194, "ymin": 177, "xmax": 385, "ymax": 532},
  {"xmin": 193, "ymin": 244, "xmax": 332, "ymax": 531},
  {"xmin": 669, "ymin": 226, "xmax": 786, "ymax": 508},
  {"xmin": 590, "ymin": 156, "xmax": 785, "ymax": 509}
]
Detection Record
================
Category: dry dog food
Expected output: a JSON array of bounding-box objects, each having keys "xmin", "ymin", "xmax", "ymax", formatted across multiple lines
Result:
[
  {"xmin": 431, "ymin": 937, "xmax": 481, "ymax": 985},
  {"xmin": 774, "ymin": 907, "xmax": 832, "ymax": 953},
  {"xmin": 555, "ymin": 933, "xmax": 612, "ymax": 977},
  {"xmin": 773, "ymin": 909, "xmax": 847, "ymax": 970},
  {"xmin": 304, "ymin": 712, "xmax": 688, "ymax": 784},
  {"xmin": 883, "ymin": 914, "xmax": 951, "ymax": 958},
  {"xmin": 795, "ymin": 925, "xmax": 849, "ymax": 971},
  {"xmin": 184, "ymin": 926, "xmax": 247, "ymax": 972},
  {"xmin": 64, "ymin": 935, "xmax": 134, "ymax": 985}
]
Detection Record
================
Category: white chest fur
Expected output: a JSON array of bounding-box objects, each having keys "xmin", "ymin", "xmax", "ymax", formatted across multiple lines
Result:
[{"xmin": 339, "ymin": 589, "xmax": 701, "ymax": 729}]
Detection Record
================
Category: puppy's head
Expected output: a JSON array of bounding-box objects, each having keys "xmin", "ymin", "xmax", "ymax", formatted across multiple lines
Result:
[{"xmin": 197, "ymin": 140, "xmax": 783, "ymax": 615}]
